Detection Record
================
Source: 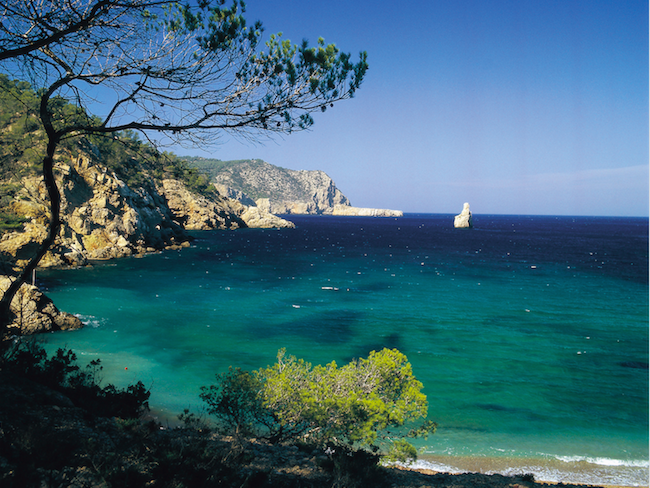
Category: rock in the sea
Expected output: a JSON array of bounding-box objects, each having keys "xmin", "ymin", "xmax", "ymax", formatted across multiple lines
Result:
[
  {"xmin": 453, "ymin": 202, "xmax": 473, "ymax": 228},
  {"xmin": 239, "ymin": 206, "xmax": 295, "ymax": 229},
  {"xmin": 0, "ymin": 276, "xmax": 83, "ymax": 335}
]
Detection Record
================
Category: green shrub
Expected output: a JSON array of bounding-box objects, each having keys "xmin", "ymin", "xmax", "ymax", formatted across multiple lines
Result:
[
  {"xmin": 200, "ymin": 366, "xmax": 273, "ymax": 439},
  {"xmin": 201, "ymin": 348, "xmax": 435, "ymax": 461}
]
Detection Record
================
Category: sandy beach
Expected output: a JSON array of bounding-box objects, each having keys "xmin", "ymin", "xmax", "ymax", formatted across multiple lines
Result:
[
  {"xmin": 390, "ymin": 464, "xmax": 647, "ymax": 488},
  {"xmin": 399, "ymin": 454, "xmax": 649, "ymax": 488}
]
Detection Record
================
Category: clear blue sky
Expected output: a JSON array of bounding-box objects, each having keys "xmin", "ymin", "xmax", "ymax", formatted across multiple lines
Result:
[{"xmin": 177, "ymin": 0, "xmax": 649, "ymax": 217}]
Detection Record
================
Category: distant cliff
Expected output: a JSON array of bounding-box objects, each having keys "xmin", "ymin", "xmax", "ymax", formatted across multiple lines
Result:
[{"xmin": 184, "ymin": 157, "xmax": 403, "ymax": 217}]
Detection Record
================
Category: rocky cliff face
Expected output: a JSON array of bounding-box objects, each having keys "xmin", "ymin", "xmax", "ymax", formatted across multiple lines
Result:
[
  {"xmin": 0, "ymin": 154, "xmax": 293, "ymax": 271},
  {"xmin": 331, "ymin": 205, "xmax": 403, "ymax": 218},
  {"xmin": 0, "ymin": 152, "xmax": 293, "ymax": 335},
  {"xmin": 201, "ymin": 159, "xmax": 402, "ymax": 217},
  {"xmin": 1, "ymin": 154, "xmax": 188, "ymax": 269},
  {"xmin": 161, "ymin": 179, "xmax": 293, "ymax": 231},
  {"xmin": 210, "ymin": 159, "xmax": 350, "ymax": 215}
]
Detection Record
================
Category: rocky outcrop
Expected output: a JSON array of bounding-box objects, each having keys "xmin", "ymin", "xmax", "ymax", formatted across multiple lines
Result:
[
  {"xmin": 453, "ymin": 202, "xmax": 473, "ymax": 228},
  {"xmin": 197, "ymin": 158, "xmax": 401, "ymax": 217},
  {"xmin": 239, "ymin": 206, "xmax": 296, "ymax": 229},
  {"xmin": 0, "ymin": 155, "xmax": 191, "ymax": 268},
  {"xmin": 0, "ymin": 155, "xmax": 295, "ymax": 273},
  {"xmin": 160, "ymin": 179, "xmax": 294, "ymax": 230},
  {"xmin": 210, "ymin": 160, "xmax": 350, "ymax": 215},
  {"xmin": 159, "ymin": 179, "xmax": 247, "ymax": 231},
  {"xmin": 0, "ymin": 276, "xmax": 83, "ymax": 335},
  {"xmin": 330, "ymin": 205, "xmax": 403, "ymax": 217}
]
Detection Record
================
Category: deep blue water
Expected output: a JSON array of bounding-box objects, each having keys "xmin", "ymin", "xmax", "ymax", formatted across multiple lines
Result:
[{"xmin": 39, "ymin": 214, "xmax": 649, "ymax": 485}]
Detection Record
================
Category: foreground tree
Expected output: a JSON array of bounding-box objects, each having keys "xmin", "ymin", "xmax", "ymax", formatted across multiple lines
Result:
[
  {"xmin": 200, "ymin": 348, "xmax": 436, "ymax": 462},
  {"xmin": 0, "ymin": 0, "xmax": 368, "ymax": 331}
]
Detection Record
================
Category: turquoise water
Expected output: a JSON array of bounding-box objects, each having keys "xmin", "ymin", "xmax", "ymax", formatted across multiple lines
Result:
[{"xmin": 38, "ymin": 214, "xmax": 648, "ymax": 486}]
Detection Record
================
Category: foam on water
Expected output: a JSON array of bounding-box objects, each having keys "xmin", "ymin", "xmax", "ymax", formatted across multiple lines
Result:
[{"xmin": 410, "ymin": 453, "xmax": 650, "ymax": 486}]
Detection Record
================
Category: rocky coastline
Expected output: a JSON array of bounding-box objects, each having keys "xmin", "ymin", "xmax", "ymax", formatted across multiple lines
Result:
[
  {"xmin": 191, "ymin": 158, "xmax": 404, "ymax": 217},
  {"xmin": 0, "ymin": 152, "xmax": 294, "ymax": 335}
]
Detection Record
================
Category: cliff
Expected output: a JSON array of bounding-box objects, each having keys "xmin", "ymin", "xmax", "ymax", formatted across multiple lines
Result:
[
  {"xmin": 185, "ymin": 158, "xmax": 403, "ymax": 217},
  {"xmin": 0, "ymin": 154, "xmax": 292, "ymax": 271},
  {"xmin": 0, "ymin": 149, "xmax": 293, "ymax": 334}
]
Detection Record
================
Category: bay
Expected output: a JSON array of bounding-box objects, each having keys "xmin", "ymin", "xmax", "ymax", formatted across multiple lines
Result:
[{"xmin": 38, "ymin": 214, "xmax": 649, "ymax": 486}]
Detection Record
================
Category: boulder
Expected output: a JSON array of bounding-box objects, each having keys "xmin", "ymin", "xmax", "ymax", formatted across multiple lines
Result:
[
  {"xmin": 159, "ymin": 180, "xmax": 294, "ymax": 230},
  {"xmin": 239, "ymin": 206, "xmax": 295, "ymax": 229},
  {"xmin": 453, "ymin": 202, "xmax": 473, "ymax": 228},
  {"xmin": 0, "ymin": 276, "xmax": 83, "ymax": 335}
]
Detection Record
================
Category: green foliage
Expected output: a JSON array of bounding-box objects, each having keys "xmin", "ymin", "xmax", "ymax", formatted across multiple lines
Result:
[
  {"xmin": 200, "ymin": 366, "xmax": 271, "ymax": 438},
  {"xmin": 0, "ymin": 211, "xmax": 27, "ymax": 233},
  {"xmin": 384, "ymin": 438, "xmax": 418, "ymax": 464},
  {"xmin": 0, "ymin": 75, "xmax": 220, "ymax": 203},
  {"xmin": 0, "ymin": 74, "xmax": 44, "ymax": 179},
  {"xmin": 201, "ymin": 348, "xmax": 433, "ymax": 461},
  {"xmin": 260, "ymin": 348, "xmax": 430, "ymax": 446}
]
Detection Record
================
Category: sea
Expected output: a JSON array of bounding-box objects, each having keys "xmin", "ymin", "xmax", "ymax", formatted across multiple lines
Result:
[{"xmin": 37, "ymin": 214, "xmax": 649, "ymax": 486}]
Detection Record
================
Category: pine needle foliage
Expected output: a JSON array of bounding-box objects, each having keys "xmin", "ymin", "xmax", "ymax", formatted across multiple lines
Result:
[{"xmin": 201, "ymin": 348, "xmax": 436, "ymax": 461}]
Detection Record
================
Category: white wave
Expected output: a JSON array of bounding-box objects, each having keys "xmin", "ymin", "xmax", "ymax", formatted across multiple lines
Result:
[
  {"xmin": 398, "ymin": 459, "xmax": 464, "ymax": 474},
  {"xmin": 75, "ymin": 314, "xmax": 105, "ymax": 328},
  {"xmin": 554, "ymin": 455, "xmax": 650, "ymax": 468},
  {"xmin": 410, "ymin": 454, "xmax": 650, "ymax": 487}
]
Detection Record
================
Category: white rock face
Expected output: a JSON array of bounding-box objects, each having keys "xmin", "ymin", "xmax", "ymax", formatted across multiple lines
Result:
[
  {"xmin": 454, "ymin": 202, "xmax": 473, "ymax": 228},
  {"xmin": 330, "ymin": 205, "xmax": 403, "ymax": 217},
  {"xmin": 208, "ymin": 159, "xmax": 402, "ymax": 217}
]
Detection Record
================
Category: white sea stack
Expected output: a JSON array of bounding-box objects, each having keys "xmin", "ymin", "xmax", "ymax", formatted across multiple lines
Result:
[{"xmin": 454, "ymin": 202, "xmax": 473, "ymax": 228}]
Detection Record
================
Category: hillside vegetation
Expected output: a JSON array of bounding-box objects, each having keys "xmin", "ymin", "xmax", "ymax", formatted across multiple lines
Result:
[
  {"xmin": 0, "ymin": 75, "xmax": 218, "ymax": 236},
  {"xmin": 183, "ymin": 156, "xmax": 316, "ymax": 202}
]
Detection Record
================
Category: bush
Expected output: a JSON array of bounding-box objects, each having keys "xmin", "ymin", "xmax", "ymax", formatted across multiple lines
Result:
[
  {"xmin": 0, "ymin": 339, "xmax": 150, "ymax": 419},
  {"xmin": 199, "ymin": 367, "xmax": 272, "ymax": 438},
  {"xmin": 201, "ymin": 348, "xmax": 435, "ymax": 460}
]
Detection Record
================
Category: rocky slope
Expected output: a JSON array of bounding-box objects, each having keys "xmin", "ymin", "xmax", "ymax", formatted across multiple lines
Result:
[
  {"xmin": 0, "ymin": 155, "xmax": 293, "ymax": 270},
  {"xmin": 187, "ymin": 158, "xmax": 403, "ymax": 217},
  {"xmin": 0, "ymin": 276, "xmax": 82, "ymax": 335},
  {"xmin": 0, "ymin": 150, "xmax": 293, "ymax": 335}
]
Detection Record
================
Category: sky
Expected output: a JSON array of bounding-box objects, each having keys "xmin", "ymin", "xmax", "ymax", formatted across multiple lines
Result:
[{"xmin": 175, "ymin": 0, "xmax": 648, "ymax": 217}]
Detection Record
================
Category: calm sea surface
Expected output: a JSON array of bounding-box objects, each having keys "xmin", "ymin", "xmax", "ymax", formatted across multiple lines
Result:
[{"xmin": 39, "ymin": 214, "xmax": 649, "ymax": 486}]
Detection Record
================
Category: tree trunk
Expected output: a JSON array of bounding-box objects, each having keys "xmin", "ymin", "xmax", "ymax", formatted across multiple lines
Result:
[{"xmin": 0, "ymin": 149, "xmax": 61, "ymax": 335}]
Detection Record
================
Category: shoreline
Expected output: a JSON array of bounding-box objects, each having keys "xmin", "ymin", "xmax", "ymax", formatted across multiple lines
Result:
[
  {"xmin": 148, "ymin": 407, "xmax": 647, "ymax": 488},
  {"xmin": 146, "ymin": 401, "xmax": 648, "ymax": 488},
  {"xmin": 407, "ymin": 453, "xmax": 649, "ymax": 488}
]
